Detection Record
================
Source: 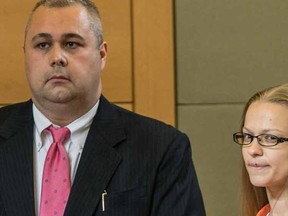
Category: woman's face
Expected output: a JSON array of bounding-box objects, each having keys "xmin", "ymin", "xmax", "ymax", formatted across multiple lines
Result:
[{"xmin": 242, "ymin": 101, "xmax": 288, "ymax": 190}]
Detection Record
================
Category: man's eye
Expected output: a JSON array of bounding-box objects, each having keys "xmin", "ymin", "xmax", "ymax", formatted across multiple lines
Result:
[
  {"xmin": 36, "ymin": 43, "xmax": 50, "ymax": 49},
  {"xmin": 65, "ymin": 42, "xmax": 79, "ymax": 49}
]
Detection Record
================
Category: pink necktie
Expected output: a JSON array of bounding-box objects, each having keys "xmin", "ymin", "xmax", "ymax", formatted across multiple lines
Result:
[{"xmin": 40, "ymin": 126, "xmax": 71, "ymax": 216}]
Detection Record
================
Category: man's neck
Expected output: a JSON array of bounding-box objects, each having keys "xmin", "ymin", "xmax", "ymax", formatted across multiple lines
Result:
[{"xmin": 32, "ymin": 98, "xmax": 100, "ymax": 127}]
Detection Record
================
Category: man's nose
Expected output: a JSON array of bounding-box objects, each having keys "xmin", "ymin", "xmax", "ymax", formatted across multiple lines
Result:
[{"xmin": 50, "ymin": 46, "xmax": 68, "ymax": 67}]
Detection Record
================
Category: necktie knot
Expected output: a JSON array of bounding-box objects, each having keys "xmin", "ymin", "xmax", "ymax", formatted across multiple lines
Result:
[{"xmin": 47, "ymin": 126, "xmax": 70, "ymax": 143}]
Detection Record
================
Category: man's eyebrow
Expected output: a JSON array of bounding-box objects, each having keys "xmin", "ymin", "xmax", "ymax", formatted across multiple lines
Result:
[
  {"xmin": 61, "ymin": 33, "xmax": 85, "ymax": 41},
  {"xmin": 31, "ymin": 33, "xmax": 52, "ymax": 42},
  {"xmin": 31, "ymin": 33, "xmax": 85, "ymax": 42}
]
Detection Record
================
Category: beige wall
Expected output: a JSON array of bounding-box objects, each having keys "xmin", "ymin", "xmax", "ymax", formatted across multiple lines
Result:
[{"xmin": 175, "ymin": 0, "xmax": 288, "ymax": 215}]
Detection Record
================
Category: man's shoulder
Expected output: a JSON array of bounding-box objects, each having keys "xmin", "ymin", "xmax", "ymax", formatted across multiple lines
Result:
[
  {"xmin": 112, "ymin": 103, "xmax": 183, "ymax": 139},
  {"xmin": 98, "ymin": 96, "xmax": 187, "ymax": 143},
  {"xmin": 114, "ymin": 104, "xmax": 171, "ymax": 126},
  {"xmin": 0, "ymin": 100, "xmax": 32, "ymax": 123},
  {"xmin": 110, "ymin": 104, "xmax": 191, "ymax": 163}
]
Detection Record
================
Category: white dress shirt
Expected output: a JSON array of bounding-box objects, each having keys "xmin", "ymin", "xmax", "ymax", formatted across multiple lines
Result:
[{"xmin": 33, "ymin": 101, "xmax": 99, "ymax": 216}]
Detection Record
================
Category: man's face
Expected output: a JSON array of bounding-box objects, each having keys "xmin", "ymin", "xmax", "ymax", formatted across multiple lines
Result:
[{"xmin": 24, "ymin": 4, "xmax": 107, "ymax": 108}]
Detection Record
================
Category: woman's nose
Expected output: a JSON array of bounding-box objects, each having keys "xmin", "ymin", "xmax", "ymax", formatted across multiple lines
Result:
[{"xmin": 246, "ymin": 139, "xmax": 263, "ymax": 157}]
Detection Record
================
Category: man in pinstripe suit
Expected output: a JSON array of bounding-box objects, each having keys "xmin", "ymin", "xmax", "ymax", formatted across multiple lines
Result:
[{"xmin": 0, "ymin": 0, "xmax": 205, "ymax": 215}]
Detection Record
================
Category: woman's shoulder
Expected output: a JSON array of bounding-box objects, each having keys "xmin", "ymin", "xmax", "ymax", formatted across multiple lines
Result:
[{"xmin": 256, "ymin": 204, "xmax": 270, "ymax": 216}]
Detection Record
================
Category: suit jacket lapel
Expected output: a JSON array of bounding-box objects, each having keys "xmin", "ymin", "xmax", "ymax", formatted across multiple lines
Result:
[
  {"xmin": 64, "ymin": 96, "xmax": 125, "ymax": 216},
  {"xmin": 0, "ymin": 101, "xmax": 35, "ymax": 215}
]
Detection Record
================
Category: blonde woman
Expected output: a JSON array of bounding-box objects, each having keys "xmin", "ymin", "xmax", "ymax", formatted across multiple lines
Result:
[{"xmin": 233, "ymin": 84, "xmax": 288, "ymax": 216}]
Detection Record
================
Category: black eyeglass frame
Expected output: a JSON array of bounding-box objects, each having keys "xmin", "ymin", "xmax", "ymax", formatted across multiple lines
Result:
[{"xmin": 233, "ymin": 132, "xmax": 288, "ymax": 147}]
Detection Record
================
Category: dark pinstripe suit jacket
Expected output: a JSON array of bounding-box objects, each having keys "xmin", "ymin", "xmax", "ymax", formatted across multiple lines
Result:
[{"xmin": 0, "ymin": 96, "xmax": 205, "ymax": 216}]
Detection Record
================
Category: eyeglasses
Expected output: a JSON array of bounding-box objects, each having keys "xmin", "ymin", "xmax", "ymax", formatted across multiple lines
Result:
[{"xmin": 233, "ymin": 132, "xmax": 288, "ymax": 147}]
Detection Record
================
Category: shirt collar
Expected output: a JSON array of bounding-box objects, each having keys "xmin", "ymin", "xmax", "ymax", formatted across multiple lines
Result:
[{"xmin": 33, "ymin": 100, "xmax": 100, "ymax": 151}]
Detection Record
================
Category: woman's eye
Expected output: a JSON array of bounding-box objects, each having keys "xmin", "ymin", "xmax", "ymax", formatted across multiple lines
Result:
[
  {"xmin": 263, "ymin": 134, "xmax": 278, "ymax": 144},
  {"xmin": 243, "ymin": 134, "xmax": 252, "ymax": 140},
  {"xmin": 265, "ymin": 135, "xmax": 277, "ymax": 140}
]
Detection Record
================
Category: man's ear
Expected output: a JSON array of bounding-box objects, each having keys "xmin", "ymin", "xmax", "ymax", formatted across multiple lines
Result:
[{"xmin": 99, "ymin": 41, "xmax": 107, "ymax": 70}]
